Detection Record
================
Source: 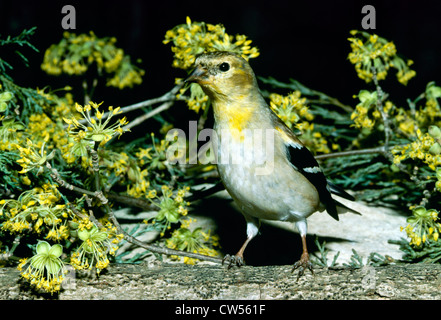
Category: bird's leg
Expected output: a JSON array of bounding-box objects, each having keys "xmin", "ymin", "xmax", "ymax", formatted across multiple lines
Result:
[
  {"xmin": 292, "ymin": 234, "xmax": 314, "ymax": 279},
  {"xmin": 223, "ymin": 217, "xmax": 259, "ymax": 268},
  {"xmin": 222, "ymin": 236, "xmax": 252, "ymax": 268},
  {"xmin": 292, "ymin": 220, "xmax": 313, "ymax": 279}
]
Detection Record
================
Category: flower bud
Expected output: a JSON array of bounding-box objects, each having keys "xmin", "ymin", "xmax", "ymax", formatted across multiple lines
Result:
[
  {"xmin": 412, "ymin": 206, "xmax": 428, "ymax": 218},
  {"xmin": 0, "ymin": 91, "xmax": 13, "ymax": 101},
  {"xmin": 429, "ymin": 142, "xmax": 441, "ymax": 155},
  {"xmin": 429, "ymin": 125, "xmax": 441, "ymax": 139}
]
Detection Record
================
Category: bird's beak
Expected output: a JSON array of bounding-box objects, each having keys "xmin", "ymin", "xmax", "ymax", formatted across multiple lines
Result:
[{"xmin": 185, "ymin": 65, "xmax": 208, "ymax": 84}]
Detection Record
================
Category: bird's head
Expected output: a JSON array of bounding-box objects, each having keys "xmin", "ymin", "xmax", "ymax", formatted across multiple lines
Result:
[{"xmin": 185, "ymin": 51, "xmax": 259, "ymax": 103}]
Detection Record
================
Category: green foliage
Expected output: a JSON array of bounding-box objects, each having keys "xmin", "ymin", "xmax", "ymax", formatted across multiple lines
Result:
[
  {"xmin": 0, "ymin": 151, "xmax": 21, "ymax": 194},
  {"xmin": 311, "ymin": 237, "xmax": 340, "ymax": 268},
  {"xmin": 0, "ymin": 27, "xmax": 39, "ymax": 78},
  {"xmin": 389, "ymin": 238, "xmax": 441, "ymax": 263},
  {"xmin": 342, "ymin": 250, "xmax": 391, "ymax": 268},
  {"xmin": 0, "ymin": 27, "xmax": 49, "ymax": 120},
  {"xmin": 312, "ymin": 238, "xmax": 391, "ymax": 269}
]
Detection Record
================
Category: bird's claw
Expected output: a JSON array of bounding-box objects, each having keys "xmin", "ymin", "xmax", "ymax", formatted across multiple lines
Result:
[
  {"xmin": 291, "ymin": 253, "xmax": 314, "ymax": 280},
  {"xmin": 222, "ymin": 254, "xmax": 245, "ymax": 269}
]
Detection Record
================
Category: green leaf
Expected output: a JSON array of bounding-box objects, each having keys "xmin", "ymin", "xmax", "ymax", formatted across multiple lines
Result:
[
  {"xmin": 426, "ymin": 82, "xmax": 441, "ymax": 98},
  {"xmin": 358, "ymin": 90, "xmax": 376, "ymax": 102},
  {"xmin": 0, "ymin": 91, "xmax": 13, "ymax": 102},
  {"xmin": 91, "ymin": 231, "xmax": 108, "ymax": 242},
  {"xmin": 36, "ymin": 241, "xmax": 51, "ymax": 255},
  {"xmin": 46, "ymin": 258, "xmax": 62, "ymax": 275},
  {"xmin": 30, "ymin": 255, "xmax": 45, "ymax": 270},
  {"xmin": 91, "ymin": 133, "xmax": 106, "ymax": 142},
  {"xmin": 78, "ymin": 229, "xmax": 90, "ymax": 241},
  {"xmin": 49, "ymin": 244, "xmax": 63, "ymax": 258}
]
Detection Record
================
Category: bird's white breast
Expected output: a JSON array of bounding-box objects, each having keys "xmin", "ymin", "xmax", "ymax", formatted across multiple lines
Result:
[{"xmin": 214, "ymin": 127, "xmax": 319, "ymax": 222}]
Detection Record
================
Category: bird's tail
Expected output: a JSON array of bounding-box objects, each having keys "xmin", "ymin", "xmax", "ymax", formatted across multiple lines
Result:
[
  {"xmin": 335, "ymin": 199, "xmax": 362, "ymax": 215},
  {"xmin": 328, "ymin": 181, "xmax": 361, "ymax": 215},
  {"xmin": 327, "ymin": 181, "xmax": 355, "ymax": 201}
]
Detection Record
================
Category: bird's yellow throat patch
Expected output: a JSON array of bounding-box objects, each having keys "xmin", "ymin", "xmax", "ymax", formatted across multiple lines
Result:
[{"xmin": 214, "ymin": 103, "xmax": 253, "ymax": 141}]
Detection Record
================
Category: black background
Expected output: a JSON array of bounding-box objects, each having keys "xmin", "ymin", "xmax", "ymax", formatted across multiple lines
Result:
[{"xmin": 1, "ymin": 0, "xmax": 441, "ymax": 110}]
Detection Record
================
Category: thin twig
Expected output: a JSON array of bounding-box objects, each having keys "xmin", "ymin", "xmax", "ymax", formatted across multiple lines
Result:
[
  {"xmin": 123, "ymin": 100, "xmax": 174, "ymax": 131},
  {"xmin": 371, "ymin": 67, "xmax": 391, "ymax": 148},
  {"xmin": 107, "ymin": 193, "xmax": 158, "ymax": 211},
  {"xmin": 67, "ymin": 203, "xmax": 88, "ymax": 220},
  {"xmin": 315, "ymin": 146, "xmax": 389, "ymax": 160},
  {"xmin": 74, "ymin": 82, "xmax": 184, "ymax": 127},
  {"xmin": 46, "ymin": 162, "xmax": 96, "ymax": 198}
]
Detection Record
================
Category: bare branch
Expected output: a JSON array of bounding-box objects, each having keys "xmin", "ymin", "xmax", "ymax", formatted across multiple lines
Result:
[
  {"xmin": 315, "ymin": 146, "xmax": 389, "ymax": 160},
  {"xmin": 72, "ymin": 82, "xmax": 184, "ymax": 128},
  {"xmin": 371, "ymin": 66, "xmax": 392, "ymax": 148},
  {"xmin": 123, "ymin": 100, "xmax": 174, "ymax": 131}
]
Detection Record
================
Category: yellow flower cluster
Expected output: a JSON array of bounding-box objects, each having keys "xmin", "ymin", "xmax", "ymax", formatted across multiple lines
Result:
[
  {"xmin": 348, "ymin": 30, "xmax": 416, "ymax": 85},
  {"xmin": 17, "ymin": 241, "xmax": 66, "ymax": 294},
  {"xmin": 15, "ymin": 139, "xmax": 56, "ymax": 175},
  {"xmin": 64, "ymin": 101, "xmax": 128, "ymax": 149},
  {"xmin": 70, "ymin": 221, "xmax": 122, "ymax": 274},
  {"xmin": 144, "ymin": 185, "xmax": 191, "ymax": 236},
  {"xmin": 106, "ymin": 56, "xmax": 145, "ymax": 89},
  {"xmin": 163, "ymin": 16, "xmax": 259, "ymax": 70},
  {"xmin": 166, "ymin": 217, "xmax": 220, "ymax": 265},
  {"xmin": 350, "ymin": 90, "xmax": 388, "ymax": 130},
  {"xmin": 269, "ymin": 91, "xmax": 313, "ymax": 129},
  {"xmin": 393, "ymin": 128, "xmax": 441, "ymax": 171},
  {"xmin": 394, "ymin": 107, "xmax": 417, "ymax": 137},
  {"xmin": 351, "ymin": 84, "xmax": 441, "ymax": 142},
  {"xmin": 41, "ymin": 31, "xmax": 144, "ymax": 89},
  {"xmin": 0, "ymin": 89, "xmax": 77, "ymax": 167},
  {"xmin": 102, "ymin": 150, "xmax": 150, "ymax": 198},
  {"xmin": 182, "ymin": 83, "xmax": 210, "ymax": 113},
  {"xmin": 416, "ymin": 82, "xmax": 441, "ymax": 128},
  {"xmin": 0, "ymin": 184, "xmax": 71, "ymax": 241},
  {"xmin": 401, "ymin": 206, "xmax": 441, "ymax": 247},
  {"xmin": 269, "ymin": 91, "xmax": 331, "ymax": 154}
]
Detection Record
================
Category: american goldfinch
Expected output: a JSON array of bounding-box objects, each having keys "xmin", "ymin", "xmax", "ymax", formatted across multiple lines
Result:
[{"xmin": 186, "ymin": 51, "xmax": 356, "ymax": 277}]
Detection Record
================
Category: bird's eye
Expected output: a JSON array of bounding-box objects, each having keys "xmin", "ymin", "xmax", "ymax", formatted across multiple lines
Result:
[{"xmin": 219, "ymin": 62, "xmax": 230, "ymax": 72}]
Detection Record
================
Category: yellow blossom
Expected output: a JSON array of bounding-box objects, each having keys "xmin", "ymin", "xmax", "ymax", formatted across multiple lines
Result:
[
  {"xmin": 164, "ymin": 16, "xmax": 259, "ymax": 71},
  {"xmin": 348, "ymin": 30, "xmax": 416, "ymax": 85}
]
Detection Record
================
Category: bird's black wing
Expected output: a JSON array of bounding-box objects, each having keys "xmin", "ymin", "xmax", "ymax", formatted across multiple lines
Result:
[{"xmin": 285, "ymin": 143, "xmax": 339, "ymax": 221}]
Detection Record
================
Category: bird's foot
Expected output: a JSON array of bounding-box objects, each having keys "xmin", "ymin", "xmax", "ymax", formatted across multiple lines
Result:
[
  {"xmin": 291, "ymin": 252, "xmax": 313, "ymax": 280},
  {"xmin": 222, "ymin": 254, "xmax": 245, "ymax": 269}
]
